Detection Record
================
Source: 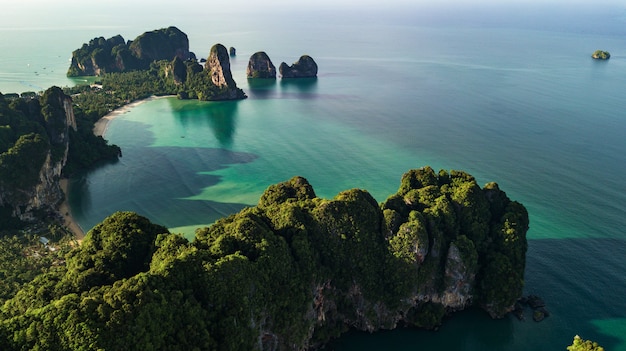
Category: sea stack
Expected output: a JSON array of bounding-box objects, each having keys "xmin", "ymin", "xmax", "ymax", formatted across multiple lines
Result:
[
  {"xmin": 205, "ymin": 44, "xmax": 246, "ymax": 100},
  {"xmin": 279, "ymin": 55, "xmax": 318, "ymax": 78},
  {"xmin": 247, "ymin": 51, "xmax": 276, "ymax": 78},
  {"xmin": 207, "ymin": 44, "xmax": 237, "ymax": 88}
]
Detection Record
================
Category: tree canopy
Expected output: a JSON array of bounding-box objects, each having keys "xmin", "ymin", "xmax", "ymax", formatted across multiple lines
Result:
[{"xmin": 0, "ymin": 168, "xmax": 530, "ymax": 350}]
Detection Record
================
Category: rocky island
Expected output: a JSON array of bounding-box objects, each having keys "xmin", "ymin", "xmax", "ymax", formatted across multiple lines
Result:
[
  {"xmin": 591, "ymin": 50, "xmax": 610, "ymax": 60},
  {"xmin": 247, "ymin": 51, "xmax": 277, "ymax": 78},
  {"xmin": 67, "ymin": 26, "xmax": 194, "ymax": 76},
  {"xmin": 280, "ymin": 55, "xmax": 318, "ymax": 78}
]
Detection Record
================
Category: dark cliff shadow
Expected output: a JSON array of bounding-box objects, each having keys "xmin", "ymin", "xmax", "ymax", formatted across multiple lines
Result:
[
  {"xmin": 280, "ymin": 77, "xmax": 318, "ymax": 94},
  {"xmin": 244, "ymin": 77, "xmax": 326, "ymax": 100},
  {"xmin": 246, "ymin": 78, "xmax": 278, "ymax": 99},
  {"xmin": 68, "ymin": 119, "xmax": 256, "ymax": 233}
]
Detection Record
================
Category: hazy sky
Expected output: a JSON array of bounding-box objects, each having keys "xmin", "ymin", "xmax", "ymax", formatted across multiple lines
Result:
[{"xmin": 1, "ymin": 0, "xmax": 623, "ymax": 32}]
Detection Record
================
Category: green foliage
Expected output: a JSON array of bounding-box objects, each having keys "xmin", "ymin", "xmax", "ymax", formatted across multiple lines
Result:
[
  {"xmin": 63, "ymin": 211, "xmax": 168, "ymax": 291},
  {"xmin": 384, "ymin": 167, "xmax": 529, "ymax": 316},
  {"xmin": 0, "ymin": 133, "xmax": 49, "ymax": 192},
  {"xmin": 567, "ymin": 335, "xmax": 605, "ymax": 351},
  {"xmin": 0, "ymin": 230, "xmax": 74, "ymax": 306},
  {"xmin": 0, "ymin": 168, "xmax": 529, "ymax": 350},
  {"xmin": 389, "ymin": 213, "xmax": 429, "ymax": 264},
  {"xmin": 591, "ymin": 50, "xmax": 610, "ymax": 60},
  {"xmin": 405, "ymin": 302, "xmax": 446, "ymax": 329}
]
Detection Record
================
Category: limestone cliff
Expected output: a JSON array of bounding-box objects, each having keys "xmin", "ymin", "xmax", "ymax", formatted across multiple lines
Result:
[
  {"xmin": 0, "ymin": 87, "xmax": 76, "ymax": 224},
  {"xmin": 193, "ymin": 167, "xmax": 528, "ymax": 350},
  {"xmin": 67, "ymin": 26, "xmax": 192, "ymax": 76},
  {"xmin": 279, "ymin": 55, "xmax": 318, "ymax": 78},
  {"xmin": 0, "ymin": 167, "xmax": 528, "ymax": 350},
  {"xmin": 247, "ymin": 51, "xmax": 277, "ymax": 78},
  {"xmin": 205, "ymin": 44, "xmax": 246, "ymax": 100},
  {"xmin": 129, "ymin": 26, "xmax": 190, "ymax": 62}
]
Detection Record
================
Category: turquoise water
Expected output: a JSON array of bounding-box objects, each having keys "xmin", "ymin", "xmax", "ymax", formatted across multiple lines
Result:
[{"xmin": 2, "ymin": 2, "xmax": 626, "ymax": 350}]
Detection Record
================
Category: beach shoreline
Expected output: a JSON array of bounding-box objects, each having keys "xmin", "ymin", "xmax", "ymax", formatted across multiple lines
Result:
[
  {"xmin": 59, "ymin": 178, "xmax": 85, "ymax": 242},
  {"xmin": 63, "ymin": 95, "xmax": 174, "ymax": 241},
  {"xmin": 93, "ymin": 95, "xmax": 173, "ymax": 137}
]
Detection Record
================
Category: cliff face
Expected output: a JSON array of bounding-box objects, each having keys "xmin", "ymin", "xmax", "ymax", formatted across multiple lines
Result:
[
  {"xmin": 207, "ymin": 44, "xmax": 236, "ymax": 88},
  {"xmin": 279, "ymin": 55, "xmax": 318, "ymax": 78},
  {"xmin": 0, "ymin": 87, "xmax": 76, "ymax": 223},
  {"xmin": 0, "ymin": 168, "xmax": 528, "ymax": 350},
  {"xmin": 193, "ymin": 167, "xmax": 528, "ymax": 350},
  {"xmin": 247, "ymin": 51, "xmax": 277, "ymax": 78},
  {"xmin": 204, "ymin": 44, "xmax": 246, "ymax": 100},
  {"xmin": 67, "ymin": 27, "xmax": 191, "ymax": 76}
]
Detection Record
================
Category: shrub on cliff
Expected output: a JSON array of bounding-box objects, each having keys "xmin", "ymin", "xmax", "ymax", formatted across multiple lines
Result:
[{"xmin": 567, "ymin": 335, "xmax": 605, "ymax": 351}]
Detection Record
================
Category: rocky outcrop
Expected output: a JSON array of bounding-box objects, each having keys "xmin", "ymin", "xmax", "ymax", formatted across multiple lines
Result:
[
  {"xmin": 0, "ymin": 87, "xmax": 76, "ymax": 222},
  {"xmin": 229, "ymin": 47, "xmax": 236, "ymax": 56},
  {"xmin": 67, "ymin": 26, "xmax": 193, "ymax": 76},
  {"xmin": 168, "ymin": 56, "xmax": 188, "ymax": 84},
  {"xmin": 204, "ymin": 44, "xmax": 246, "ymax": 100},
  {"xmin": 247, "ymin": 51, "xmax": 277, "ymax": 78},
  {"xmin": 0, "ymin": 167, "xmax": 529, "ymax": 350},
  {"xmin": 193, "ymin": 167, "xmax": 528, "ymax": 349},
  {"xmin": 207, "ymin": 44, "xmax": 236, "ymax": 88},
  {"xmin": 279, "ymin": 55, "xmax": 318, "ymax": 78},
  {"xmin": 129, "ymin": 26, "xmax": 190, "ymax": 62}
]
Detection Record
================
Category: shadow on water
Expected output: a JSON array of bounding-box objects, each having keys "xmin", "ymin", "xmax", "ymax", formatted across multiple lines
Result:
[
  {"xmin": 170, "ymin": 100, "xmax": 240, "ymax": 147},
  {"xmin": 326, "ymin": 237, "xmax": 626, "ymax": 351},
  {"xmin": 280, "ymin": 77, "xmax": 318, "ymax": 94},
  {"xmin": 69, "ymin": 119, "xmax": 257, "ymax": 232},
  {"xmin": 246, "ymin": 77, "xmax": 320, "ymax": 100},
  {"xmin": 246, "ymin": 78, "xmax": 278, "ymax": 99}
]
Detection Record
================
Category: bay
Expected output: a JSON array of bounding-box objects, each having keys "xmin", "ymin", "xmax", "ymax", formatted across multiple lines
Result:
[{"xmin": 2, "ymin": 1, "xmax": 626, "ymax": 350}]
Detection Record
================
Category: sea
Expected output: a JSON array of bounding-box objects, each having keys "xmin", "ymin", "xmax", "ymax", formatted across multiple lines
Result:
[{"xmin": 1, "ymin": 1, "xmax": 625, "ymax": 350}]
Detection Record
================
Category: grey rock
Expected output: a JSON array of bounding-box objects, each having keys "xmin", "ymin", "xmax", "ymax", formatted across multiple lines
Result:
[{"xmin": 279, "ymin": 55, "xmax": 318, "ymax": 78}]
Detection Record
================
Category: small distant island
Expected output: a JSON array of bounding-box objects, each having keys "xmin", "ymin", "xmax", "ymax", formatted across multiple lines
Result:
[{"xmin": 591, "ymin": 50, "xmax": 610, "ymax": 60}]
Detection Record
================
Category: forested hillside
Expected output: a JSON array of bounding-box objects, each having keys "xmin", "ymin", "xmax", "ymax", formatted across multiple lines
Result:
[{"xmin": 0, "ymin": 167, "xmax": 528, "ymax": 350}]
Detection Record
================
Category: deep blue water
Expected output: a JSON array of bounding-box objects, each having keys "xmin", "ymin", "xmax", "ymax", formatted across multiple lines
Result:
[{"xmin": 2, "ymin": 2, "xmax": 626, "ymax": 350}]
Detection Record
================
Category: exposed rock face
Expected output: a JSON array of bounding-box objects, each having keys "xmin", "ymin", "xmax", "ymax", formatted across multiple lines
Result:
[
  {"xmin": 279, "ymin": 55, "xmax": 318, "ymax": 78},
  {"xmin": 207, "ymin": 44, "xmax": 236, "ymax": 88},
  {"xmin": 247, "ymin": 51, "xmax": 277, "ymax": 78},
  {"xmin": 193, "ymin": 166, "xmax": 529, "ymax": 350},
  {"xmin": 67, "ymin": 26, "xmax": 191, "ymax": 76},
  {"xmin": 168, "ymin": 56, "xmax": 188, "ymax": 84},
  {"xmin": 229, "ymin": 47, "xmax": 236, "ymax": 56},
  {"xmin": 204, "ymin": 44, "xmax": 246, "ymax": 100},
  {"xmin": 0, "ymin": 87, "xmax": 76, "ymax": 221}
]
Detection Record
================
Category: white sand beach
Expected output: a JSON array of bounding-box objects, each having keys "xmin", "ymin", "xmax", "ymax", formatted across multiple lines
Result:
[
  {"xmin": 93, "ymin": 96, "xmax": 168, "ymax": 137},
  {"xmin": 59, "ymin": 178, "xmax": 85, "ymax": 242}
]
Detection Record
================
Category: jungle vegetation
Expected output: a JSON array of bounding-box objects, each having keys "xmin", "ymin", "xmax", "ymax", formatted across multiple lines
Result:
[{"xmin": 0, "ymin": 167, "xmax": 530, "ymax": 350}]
